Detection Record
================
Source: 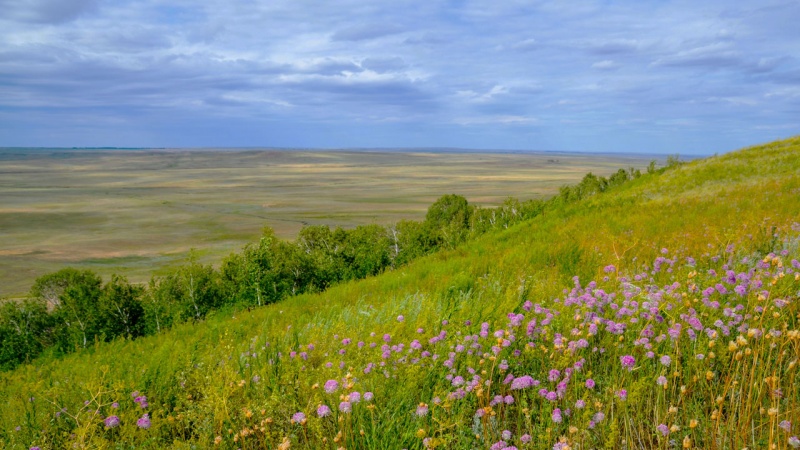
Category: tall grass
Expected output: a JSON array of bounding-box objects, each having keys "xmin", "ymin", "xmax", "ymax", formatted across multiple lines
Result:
[{"xmin": 1, "ymin": 136, "xmax": 799, "ymax": 449}]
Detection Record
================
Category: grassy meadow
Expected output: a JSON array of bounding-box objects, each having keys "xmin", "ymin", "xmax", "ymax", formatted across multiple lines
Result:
[
  {"xmin": 2, "ymin": 136, "xmax": 800, "ymax": 449},
  {"xmin": 0, "ymin": 148, "xmax": 655, "ymax": 297}
]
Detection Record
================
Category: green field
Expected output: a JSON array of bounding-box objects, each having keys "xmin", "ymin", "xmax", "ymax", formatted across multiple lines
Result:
[
  {"xmin": 0, "ymin": 148, "xmax": 656, "ymax": 297},
  {"xmin": 1, "ymin": 137, "xmax": 798, "ymax": 449}
]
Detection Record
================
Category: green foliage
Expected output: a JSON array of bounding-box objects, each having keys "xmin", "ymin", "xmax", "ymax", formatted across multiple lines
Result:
[
  {"xmin": 1, "ymin": 136, "xmax": 800, "ymax": 449},
  {"xmin": 0, "ymin": 299, "xmax": 51, "ymax": 370},
  {"xmin": 424, "ymin": 194, "xmax": 472, "ymax": 248}
]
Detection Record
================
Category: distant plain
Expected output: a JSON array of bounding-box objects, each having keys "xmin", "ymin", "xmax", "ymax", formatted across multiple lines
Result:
[{"xmin": 0, "ymin": 148, "xmax": 659, "ymax": 297}]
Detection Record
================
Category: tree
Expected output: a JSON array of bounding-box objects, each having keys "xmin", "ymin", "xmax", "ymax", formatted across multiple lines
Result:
[
  {"xmin": 31, "ymin": 268, "xmax": 103, "ymax": 352},
  {"xmin": 424, "ymin": 194, "xmax": 473, "ymax": 249},
  {"xmin": 0, "ymin": 299, "xmax": 52, "ymax": 370},
  {"xmin": 98, "ymin": 275, "xmax": 145, "ymax": 340}
]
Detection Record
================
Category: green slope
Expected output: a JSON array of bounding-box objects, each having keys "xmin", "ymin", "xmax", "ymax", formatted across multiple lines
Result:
[{"xmin": 2, "ymin": 136, "xmax": 800, "ymax": 449}]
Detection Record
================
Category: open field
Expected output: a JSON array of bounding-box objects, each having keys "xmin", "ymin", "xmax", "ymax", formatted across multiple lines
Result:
[
  {"xmin": 0, "ymin": 148, "xmax": 658, "ymax": 297},
  {"xmin": 1, "ymin": 138, "xmax": 798, "ymax": 449}
]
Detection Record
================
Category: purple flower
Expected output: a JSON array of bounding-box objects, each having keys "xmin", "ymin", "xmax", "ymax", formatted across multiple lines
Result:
[
  {"xmin": 575, "ymin": 399, "xmax": 586, "ymax": 409},
  {"xmin": 657, "ymin": 376, "xmax": 668, "ymax": 386},
  {"xmin": 339, "ymin": 401, "xmax": 352, "ymax": 413},
  {"xmin": 291, "ymin": 412, "xmax": 306, "ymax": 424},
  {"xmin": 137, "ymin": 413, "xmax": 151, "ymax": 429},
  {"xmin": 324, "ymin": 379, "xmax": 339, "ymax": 394},
  {"xmin": 659, "ymin": 355, "xmax": 671, "ymax": 366},
  {"xmin": 349, "ymin": 392, "xmax": 361, "ymax": 403},
  {"xmin": 363, "ymin": 392, "xmax": 374, "ymax": 402},
  {"xmin": 317, "ymin": 404, "xmax": 331, "ymax": 417},
  {"xmin": 585, "ymin": 378, "xmax": 596, "ymax": 389},
  {"xmin": 111, "ymin": 402, "xmax": 119, "ymax": 409},
  {"xmin": 551, "ymin": 408, "xmax": 562, "ymax": 423},
  {"xmin": 510, "ymin": 375, "xmax": 536, "ymax": 390},
  {"xmin": 780, "ymin": 420, "xmax": 792, "ymax": 432},
  {"xmin": 657, "ymin": 423, "xmax": 669, "ymax": 436},
  {"xmin": 490, "ymin": 441, "xmax": 507, "ymax": 450},
  {"xmin": 416, "ymin": 403, "xmax": 429, "ymax": 417},
  {"xmin": 789, "ymin": 436, "xmax": 800, "ymax": 448},
  {"xmin": 617, "ymin": 389, "xmax": 628, "ymax": 400},
  {"xmin": 620, "ymin": 355, "xmax": 636, "ymax": 370},
  {"xmin": 104, "ymin": 415, "xmax": 120, "ymax": 428},
  {"xmin": 501, "ymin": 429, "xmax": 512, "ymax": 440},
  {"xmin": 548, "ymin": 369, "xmax": 561, "ymax": 382},
  {"xmin": 397, "ymin": 315, "xmax": 405, "ymax": 322},
  {"xmin": 521, "ymin": 434, "xmax": 532, "ymax": 443}
]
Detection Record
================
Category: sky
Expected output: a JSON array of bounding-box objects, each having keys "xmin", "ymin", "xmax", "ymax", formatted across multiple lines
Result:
[{"xmin": 1, "ymin": 1, "xmax": 799, "ymax": 154}]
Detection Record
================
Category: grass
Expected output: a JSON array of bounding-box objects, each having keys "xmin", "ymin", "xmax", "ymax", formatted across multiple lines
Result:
[
  {"xmin": 0, "ymin": 148, "xmax": 656, "ymax": 297},
  {"xmin": 1, "ymin": 137, "xmax": 799, "ymax": 449}
]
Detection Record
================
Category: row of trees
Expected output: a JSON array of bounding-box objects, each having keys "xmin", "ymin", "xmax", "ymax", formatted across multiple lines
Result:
[{"xmin": 0, "ymin": 161, "xmax": 676, "ymax": 371}]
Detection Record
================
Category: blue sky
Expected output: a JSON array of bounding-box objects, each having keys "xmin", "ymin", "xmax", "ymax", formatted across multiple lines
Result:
[{"xmin": 1, "ymin": 1, "xmax": 798, "ymax": 154}]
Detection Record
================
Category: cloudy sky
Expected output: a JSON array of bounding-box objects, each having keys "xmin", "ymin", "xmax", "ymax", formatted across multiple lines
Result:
[{"xmin": 1, "ymin": 0, "xmax": 798, "ymax": 154}]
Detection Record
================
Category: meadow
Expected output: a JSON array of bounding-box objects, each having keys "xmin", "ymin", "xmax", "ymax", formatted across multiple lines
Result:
[
  {"xmin": 1, "ymin": 136, "xmax": 799, "ymax": 450},
  {"xmin": 0, "ymin": 148, "xmax": 654, "ymax": 297}
]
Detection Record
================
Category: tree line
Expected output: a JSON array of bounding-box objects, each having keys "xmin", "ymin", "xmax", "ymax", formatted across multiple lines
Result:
[{"xmin": 0, "ymin": 161, "xmax": 680, "ymax": 371}]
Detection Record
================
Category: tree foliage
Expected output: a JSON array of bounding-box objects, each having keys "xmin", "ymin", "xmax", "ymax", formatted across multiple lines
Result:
[{"xmin": 0, "ymin": 162, "xmax": 658, "ymax": 371}]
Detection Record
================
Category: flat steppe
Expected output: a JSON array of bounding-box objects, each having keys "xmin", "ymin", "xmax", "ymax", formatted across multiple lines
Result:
[{"xmin": 0, "ymin": 148, "xmax": 659, "ymax": 297}]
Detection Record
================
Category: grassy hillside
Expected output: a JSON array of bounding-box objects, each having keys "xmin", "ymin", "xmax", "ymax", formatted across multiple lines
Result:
[{"xmin": 1, "ymin": 137, "xmax": 799, "ymax": 449}]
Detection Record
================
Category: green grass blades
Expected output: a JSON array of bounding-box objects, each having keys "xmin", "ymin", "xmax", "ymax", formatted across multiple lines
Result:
[{"xmin": 2, "ymin": 136, "xmax": 800, "ymax": 449}]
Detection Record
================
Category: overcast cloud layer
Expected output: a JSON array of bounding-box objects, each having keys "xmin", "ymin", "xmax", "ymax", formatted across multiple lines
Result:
[{"xmin": 1, "ymin": 0, "xmax": 799, "ymax": 154}]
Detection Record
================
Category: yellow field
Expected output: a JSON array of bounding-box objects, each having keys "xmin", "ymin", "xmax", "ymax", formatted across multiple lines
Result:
[{"xmin": 0, "ymin": 148, "xmax": 657, "ymax": 297}]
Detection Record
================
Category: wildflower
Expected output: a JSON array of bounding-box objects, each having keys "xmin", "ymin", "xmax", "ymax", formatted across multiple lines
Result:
[
  {"xmin": 397, "ymin": 315, "xmax": 405, "ymax": 322},
  {"xmin": 324, "ymin": 379, "xmax": 339, "ymax": 394},
  {"xmin": 657, "ymin": 423, "xmax": 669, "ymax": 436},
  {"xmin": 339, "ymin": 401, "xmax": 352, "ymax": 413},
  {"xmin": 416, "ymin": 403, "xmax": 429, "ymax": 417},
  {"xmin": 504, "ymin": 395, "xmax": 514, "ymax": 405},
  {"xmin": 552, "ymin": 408, "xmax": 563, "ymax": 423},
  {"xmin": 317, "ymin": 404, "xmax": 331, "ymax": 417},
  {"xmin": 511, "ymin": 375, "xmax": 536, "ymax": 390},
  {"xmin": 490, "ymin": 441, "xmax": 508, "ymax": 450},
  {"xmin": 575, "ymin": 399, "xmax": 585, "ymax": 409},
  {"xmin": 103, "ymin": 415, "xmax": 120, "ymax": 428},
  {"xmin": 134, "ymin": 396, "xmax": 148, "ymax": 408},
  {"xmin": 349, "ymin": 392, "xmax": 361, "ymax": 403},
  {"xmin": 111, "ymin": 402, "xmax": 119, "ymax": 409},
  {"xmin": 617, "ymin": 389, "xmax": 628, "ymax": 400},
  {"xmin": 660, "ymin": 355, "xmax": 671, "ymax": 366},
  {"xmin": 521, "ymin": 434, "xmax": 532, "ymax": 443},
  {"xmin": 363, "ymin": 392, "xmax": 374, "ymax": 402},
  {"xmin": 780, "ymin": 421, "xmax": 791, "ymax": 432},
  {"xmin": 585, "ymin": 379, "xmax": 596, "ymax": 389},
  {"xmin": 502, "ymin": 429, "xmax": 512, "ymax": 440},
  {"xmin": 789, "ymin": 436, "xmax": 800, "ymax": 448},
  {"xmin": 137, "ymin": 413, "xmax": 151, "ymax": 429},
  {"xmin": 620, "ymin": 355, "xmax": 636, "ymax": 370},
  {"xmin": 291, "ymin": 412, "xmax": 306, "ymax": 424}
]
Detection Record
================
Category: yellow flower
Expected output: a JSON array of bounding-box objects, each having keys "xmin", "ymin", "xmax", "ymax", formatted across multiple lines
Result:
[
  {"xmin": 416, "ymin": 428, "xmax": 427, "ymax": 438},
  {"xmin": 689, "ymin": 419, "xmax": 698, "ymax": 428},
  {"xmin": 683, "ymin": 436, "xmax": 691, "ymax": 448}
]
